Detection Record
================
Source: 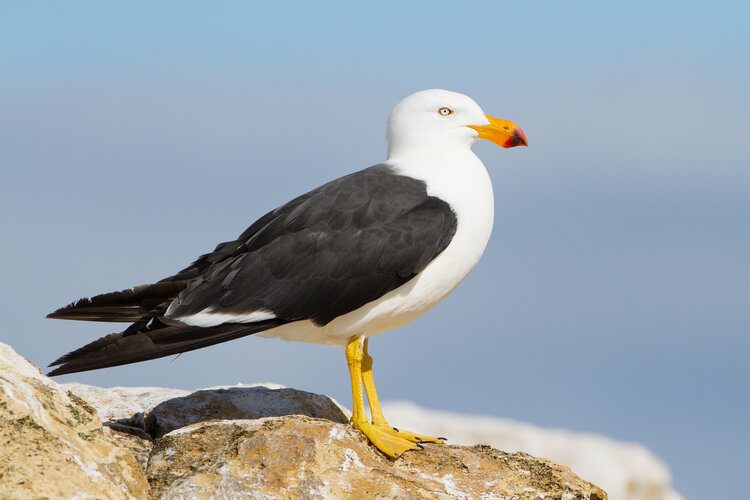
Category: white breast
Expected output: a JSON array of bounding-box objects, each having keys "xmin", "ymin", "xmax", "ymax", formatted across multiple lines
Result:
[{"xmin": 259, "ymin": 150, "xmax": 495, "ymax": 346}]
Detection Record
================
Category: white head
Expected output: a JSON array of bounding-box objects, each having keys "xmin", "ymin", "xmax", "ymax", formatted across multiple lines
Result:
[{"xmin": 386, "ymin": 89, "xmax": 527, "ymax": 159}]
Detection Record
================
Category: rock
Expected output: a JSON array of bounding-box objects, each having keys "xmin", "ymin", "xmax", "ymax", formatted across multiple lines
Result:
[
  {"xmin": 68, "ymin": 382, "xmax": 678, "ymax": 500},
  {"xmin": 1, "ymin": 340, "xmax": 608, "ymax": 499},
  {"xmin": 61, "ymin": 380, "xmax": 608, "ymax": 499},
  {"xmin": 61, "ymin": 382, "xmax": 191, "ymax": 423},
  {"xmin": 144, "ymin": 384, "xmax": 350, "ymax": 438},
  {"xmin": 62, "ymin": 382, "xmax": 351, "ymax": 436},
  {"xmin": 147, "ymin": 415, "xmax": 606, "ymax": 500},
  {"xmin": 382, "ymin": 401, "xmax": 684, "ymax": 500},
  {"xmin": 0, "ymin": 343, "xmax": 150, "ymax": 500}
]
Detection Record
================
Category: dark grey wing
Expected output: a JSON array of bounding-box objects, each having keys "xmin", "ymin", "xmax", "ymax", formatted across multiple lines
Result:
[
  {"xmin": 47, "ymin": 319, "xmax": 284, "ymax": 376},
  {"xmin": 167, "ymin": 164, "xmax": 458, "ymax": 325},
  {"xmin": 47, "ymin": 164, "xmax": 457, "ymax": 375}
]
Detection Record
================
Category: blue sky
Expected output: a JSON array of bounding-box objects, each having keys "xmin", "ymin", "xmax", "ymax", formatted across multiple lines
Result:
[{"xmin": 2, "ymin": 2, "xmax": 748, "ymax": 498}]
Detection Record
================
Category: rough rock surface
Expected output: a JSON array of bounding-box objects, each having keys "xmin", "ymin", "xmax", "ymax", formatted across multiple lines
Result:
[
  {"xmin": 64, "ymin": 383, "xmax": 681, "ymax": 500},
  {"xmin": 145, "ymin": 384, "xmax": 350, "ymax": 438},
  {"xmin": 2, "ymin": 341, "xmax": 608, "ymax": 499},
  {"xmin": 0, "ymin": 343, "xmax": 150, "ymax": 499},
  {"xmin": 382, "ymin": 401, "xmax": 685, "ymax": 500},
  {"xmin": 147, "ymin": 416, "xmax": 606, "ymax": 500},
  {"xmin": 63, "ymin": 382, "xmax": 605, "ymax": 498}
]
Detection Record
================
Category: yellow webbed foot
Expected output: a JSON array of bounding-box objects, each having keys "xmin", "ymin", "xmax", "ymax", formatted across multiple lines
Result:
[
  {"xmin": 347, "ymin": 337, "xmax": 447, "ymax": 459},
  {"xmin": 352, "ymin": 420, "xmax": 423, "ymax": 459}
]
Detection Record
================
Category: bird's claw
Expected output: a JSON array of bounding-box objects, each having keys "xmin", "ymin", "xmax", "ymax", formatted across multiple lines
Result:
[{"xmin": 351, "ymin": 420, "xmax": 445, "ymax": 458}]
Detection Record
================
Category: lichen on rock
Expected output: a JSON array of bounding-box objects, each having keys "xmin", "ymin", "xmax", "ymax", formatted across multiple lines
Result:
[
  {"xmin": 0, "ymin": 343, "xmax": 150, "ymax": 500},
  {"xmin": 146, "ymin": 416, "xmax": 606, "ymax": 499},
  {"xmin": 0, "ymin": 341, "xmax": 609, "ymax": 499}
]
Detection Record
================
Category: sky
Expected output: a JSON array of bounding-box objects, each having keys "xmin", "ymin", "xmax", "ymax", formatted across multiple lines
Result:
[{"xmin": 1, "ymin": 2, "xmax": 748, "ymax": 498}]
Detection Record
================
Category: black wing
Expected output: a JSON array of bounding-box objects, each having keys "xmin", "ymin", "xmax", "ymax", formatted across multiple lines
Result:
[
  {"xmin": 167, "ymin": 165, "xmax": 458, "ymax": 325},
  {"xmin": 48, "ymin": 164, "xmax": 457, "ymax": 375}
]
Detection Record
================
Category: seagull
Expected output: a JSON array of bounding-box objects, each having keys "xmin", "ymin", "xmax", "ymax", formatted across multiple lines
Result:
[{"xmin": 47, "ymin": 89, "xmax": 527, "ymax": 458}]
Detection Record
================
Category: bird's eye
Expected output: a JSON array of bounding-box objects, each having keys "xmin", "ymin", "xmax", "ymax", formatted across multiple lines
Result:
[{"xmin": 438, "ymin": 107, "xmax": 453, "ymax": 116}]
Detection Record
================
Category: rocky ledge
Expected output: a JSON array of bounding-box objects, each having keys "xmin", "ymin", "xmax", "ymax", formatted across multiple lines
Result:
[{"xmin": 0, "ymin": 342, "xmax": 606, "ymax": 499}]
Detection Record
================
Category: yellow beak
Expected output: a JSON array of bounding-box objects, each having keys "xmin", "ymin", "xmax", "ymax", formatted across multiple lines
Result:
[{"xmin": 468, "ymin": 115, "xmax": 528, "ymax": 148}]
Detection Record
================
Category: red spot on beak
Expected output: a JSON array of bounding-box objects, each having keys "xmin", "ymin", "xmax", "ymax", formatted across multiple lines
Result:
[{"xmin": 504, "ymin": 127, "xmax": 528, "ymax": 148}]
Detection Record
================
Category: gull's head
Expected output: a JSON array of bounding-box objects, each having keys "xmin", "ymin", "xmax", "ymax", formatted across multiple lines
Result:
[{"xmin": 386, "ymin": 89, "xmax": 527, "ymax": 159}]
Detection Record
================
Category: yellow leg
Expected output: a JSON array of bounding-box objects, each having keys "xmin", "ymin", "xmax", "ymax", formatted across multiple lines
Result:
[
  {"xmin": 346, "ymin": 336, "xmax": 445, "ymax": 459},
  {"xmin": 361, "ymin": 338, "xmax": 388, "ymax": 426},
  {"xmin": 345, "ymin": 336, "xmax": 367, "ymax": 425},
  {"xmin": 361, "ymin": 338, "xmax": 446, "ymax": 445}
]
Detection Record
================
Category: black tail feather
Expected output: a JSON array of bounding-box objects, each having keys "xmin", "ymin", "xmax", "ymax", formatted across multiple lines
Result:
[
  {"xmin": 47, "ymin": 318, "xmax": 285, "ymax": 376},
  {"xmin": 46, "ymin": 281, "xmax": 189, "ymax": 322}
]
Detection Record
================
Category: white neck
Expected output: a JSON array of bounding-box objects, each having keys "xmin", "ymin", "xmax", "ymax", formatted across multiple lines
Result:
[{"xmin": 387, "ymin": 129, "xmax": 479, "ymax": 161}]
